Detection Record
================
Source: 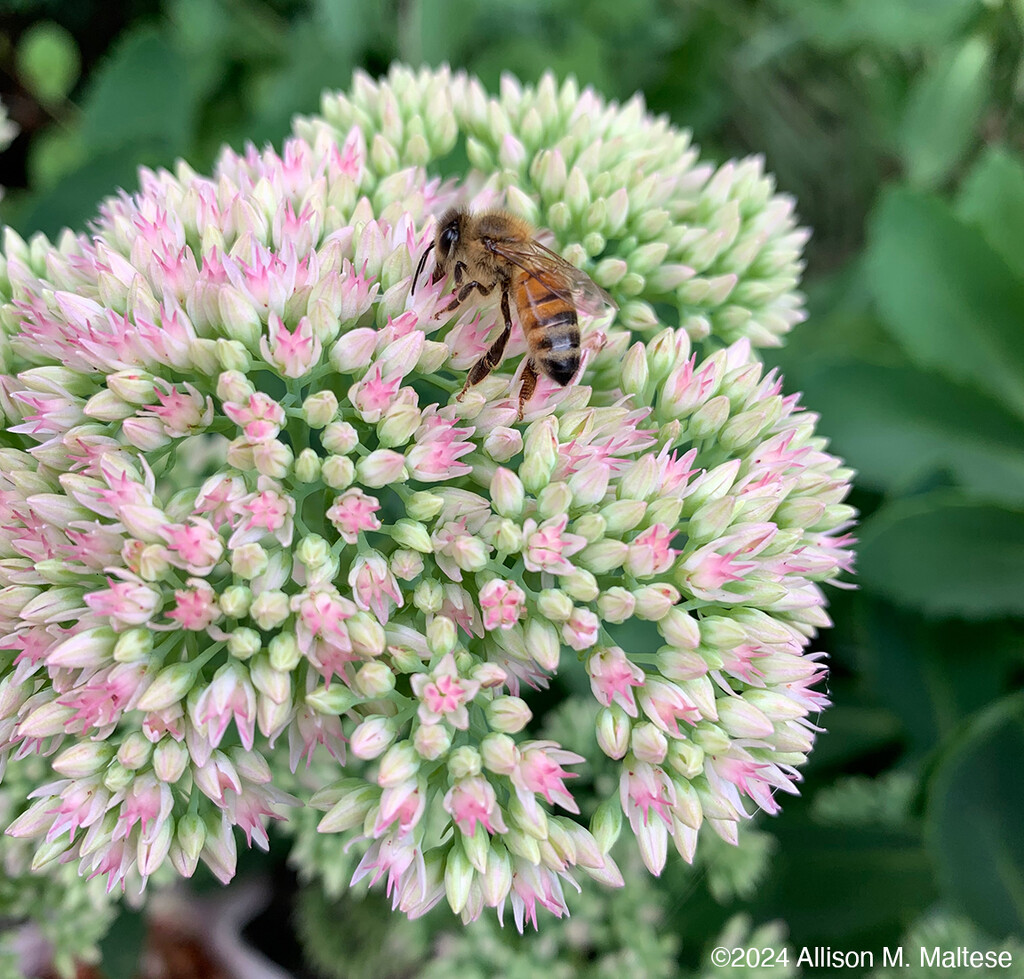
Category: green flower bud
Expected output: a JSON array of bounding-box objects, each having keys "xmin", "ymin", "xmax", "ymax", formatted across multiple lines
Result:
[
  {"xmin": 228, "ymin": 627, "xmax": 262, "ymax": 660},
  {"xmin": 406, "ymin": 490, "xmax": 444, "ymax": 521},
  {"xmin": 322, "ymin": 454, "xmax": 355, "ymax": 490}
]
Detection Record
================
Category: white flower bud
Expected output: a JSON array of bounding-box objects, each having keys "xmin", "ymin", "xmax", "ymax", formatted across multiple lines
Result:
[
  {"xmin": 153, "ymin": 739, "xmax": 190, "ymax": 783},
  {"xmin": 354, "ymin": 661, "xmax": 395, "ymax": 698},
  {"xmin": 322, "ymin": 420, "xmax": 359, "ymax": 454},
  {"xmin": 268, "ymin": 633, "xmax": 301, "ymax": 672},
  {"xmin": 294, "ymin": 448, "xmax": 322, "ymax": 483},
  {"xmin": 427, "ymin": 615, "xmax": 457, "ymax": 656},
  {"xmin": 348, "ymin": 612, "xmax": 386, "ymax": 656},
  {"xmin": 220, "ymin": 585, "xmax": 252, "ymax": 619},
  {"xmin": 596, "ymin": 705, "xmax": 630, "ymax": 759},
  {"xmin": 117, "ymin": 731, "xmax": 153, "ymax": 770},
  {"xmin": 302, "ymin": 390, "xmax": 338, "ymax": 428},
  {"xmin": 485, "ymin": 696, "xmax": 531, "ymax": 733},
  {"xmin": 597, "ymin": 587, "xmax": 636, "ymax": 623},
  {"xmin": 480, "ymin": 733, "xmax": 518, "ymax": 775},
  {"xmin": 414, "ymin": 580, "xmax": 443, "ymax": 614},
  {"xmin": 483, "ymin": 427, "xmax": 523, "ymax": 462},
  {"xmin": 350, "ymin": 716, "xmax": 397, "ymax": 760},
  {"xmin": 329, "ymin": 328, "xmax": 377, "ymax": 372},
  {"xmin": 406, "ymin": 490, "xmax": 444, "ymax": 521},
  {"xmin": 137, "ymin": 663, "xmax": 195, "ymax": 711},
  {"xmin": 113, "ymin": 629, "xmax": 153, "ymax": 663},
  {"xmin": 377, "ymin": 741, "xmax": 420, "ymax": 788},
  {"xmin": 225, "ymin": 627, "xmax": 259, "ymax": 660},
  {"xmin": 249, "ymin": 590, "xmax": 290, "ymax": 630},
  {"xmin": 537, "ymin": 588, "xmax": 573, "ymax": 623},
  {"xmin": 630, "ymin": 722, "xmax": 668, "ymax": 764},
  {"xmin": 525, "ymin": 619, "xmax": 560, "ymax": 673},
  {"xmin": 414, "ymin": 723, "xmax": 451, "ymax": 760},
  {"xmin": 216, "ymin": 370, "xmax": 255, "ymax": 403},
  {"xmin": 490, "ymin": 468, "xmax": 525, "ymax": 518},
  {"xmin": 391, "ymin": 518, "xmax": 432, "ymax": 552},
  {"xmin": 321, "ymin": 454, "xmax": 355, "ymax": 490},
  {"xmin": 448, "ymin": 745, "xmax": 483, "ymax": 779},
  {"xmin": 52, "ymin": 743, "xmax": 114, "ymax": 779},
  {"xmin": 231, "ymin": 543, "xmax": 269, "ymax": 579},
  {"xmin": 560, "ymin": 568, "xmax": 599, "ymax": 603}
]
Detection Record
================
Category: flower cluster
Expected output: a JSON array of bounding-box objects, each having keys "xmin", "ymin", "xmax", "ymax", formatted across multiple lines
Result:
[{"xmin": 0, "ymin": 66, "xmax": 852, "ymax": 929}]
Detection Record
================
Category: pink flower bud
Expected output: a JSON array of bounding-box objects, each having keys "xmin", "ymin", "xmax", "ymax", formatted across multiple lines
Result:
[
  {"xmin": 479, "ymin": 578, "xmax": 526, "ymax": 631},
  {"xmin": 483, "ymin": 427, "xmax": 523, "ymax": 463},
  {"xmin": 633, "ymin": 583, "xmax": 680, "ymax": 620},
  {"xmin": 562, "ymin": 606, "xmax": 600, "ymax": 651},
  {"xmin": 216, "ymin": 370, "xmax": 255, "ymax": 404},
  {"xmin": 356, "ymin": 448, "xmax": 407, "ymax": 487},
  {"xmin": 329, "ymin": 327, "xmax": 377, "ymax": 372}
]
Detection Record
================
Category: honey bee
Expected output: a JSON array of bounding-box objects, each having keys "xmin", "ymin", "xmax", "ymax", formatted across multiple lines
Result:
[{"xmin": 413, "ymin": 208, "xmax": 615, "ymax": 419}]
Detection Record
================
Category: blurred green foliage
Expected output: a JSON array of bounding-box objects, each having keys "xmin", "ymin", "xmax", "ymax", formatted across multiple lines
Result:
[{"xmin": 2, "ymin": 0, "xmax": 1024, "ymax": 975}]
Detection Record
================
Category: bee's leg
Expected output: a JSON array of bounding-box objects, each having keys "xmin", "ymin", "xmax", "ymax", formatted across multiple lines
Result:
[
  {"xmin": 517, "ymin": 359, "xmax": 539, "ymax": 420},
  {"xmin": 456, "ymin": 282, "xmax": 514, "ymax": 400},
  {"xmin": 457, "ymin": 322, "xmax": 510, "ymax": 400},
  {"xmin": 433, "ymin": 279, "xmax": 492, "ymax": 319}
]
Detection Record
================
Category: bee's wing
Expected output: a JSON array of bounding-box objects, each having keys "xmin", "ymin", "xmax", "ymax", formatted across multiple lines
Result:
[{"xmin": 484, "ymin": 237, "xmax": 617, "ymax": 316}]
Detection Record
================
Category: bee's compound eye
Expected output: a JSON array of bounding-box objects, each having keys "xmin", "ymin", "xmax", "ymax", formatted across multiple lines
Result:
[{"xmin": 440, "ymin": 225, "xmax": 459, "ymax": 252}]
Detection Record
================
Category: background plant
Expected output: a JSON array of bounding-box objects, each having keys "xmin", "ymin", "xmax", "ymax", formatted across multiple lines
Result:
[{"xmin": 1, "ymin": 0, "xmax": 1023, "ymax": 977}]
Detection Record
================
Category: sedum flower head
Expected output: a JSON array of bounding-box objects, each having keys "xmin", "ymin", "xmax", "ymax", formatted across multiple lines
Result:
[{"xmin": 0, "ymin": 66, "xmax": 852, "ymax": 928}]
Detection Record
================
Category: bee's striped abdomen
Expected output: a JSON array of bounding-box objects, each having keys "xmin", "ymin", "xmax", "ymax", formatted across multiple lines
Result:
[{"xmin": 514, "ymin": 272, "xmax": 580, "ymax": 386}]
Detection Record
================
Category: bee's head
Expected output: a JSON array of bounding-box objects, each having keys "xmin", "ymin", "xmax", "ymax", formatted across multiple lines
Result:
[
  {"xmin": 431, "ymin": 209, "xmax": 464, "ymax": 282},
  {"xmin": 412, "ymin": 209, "xmax": 465, "ymax": 295}
]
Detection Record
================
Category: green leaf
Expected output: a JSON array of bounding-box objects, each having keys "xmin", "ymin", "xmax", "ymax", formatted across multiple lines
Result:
[
  {"xmin": 15, "ymin": 148, "xmax": 156, "ymax": 239},
  {"xmin": 15, "ymin": 21, "xmax": 81, "ymax": 105},
  {"xmin": 957, "ymin": 146, "xmax": 1024, "ymax": 282},
  {"xmin": 801, "ymin": 362, "xmax": 1024, "ymax": 505},
  {"xmin": 79, "ymin": 28, "xmax": 193, "ymax": 154},
  {"xmin": 858, "ymin": 496, "xmax": 1024, "ymax": 618},
  {"xmin": 757, "ymin": 818, "xmax": 937, "ymax": 948},
  {"xmin": 925, "ymin": 694, "xmax": 1024, "ymax": 937},
  {"xmin": 900, "ymin": 36, "xmax": 991, "ymax": 188},
  {"xmin": 98, "ymin": 907, "xmax": 146, "ymax": 979},
  {"xmin": 775, "ymin": 0, "xmax": 982, "ymax": 51},
  {"xmin": 865, "ymin": 188, "xmax": 1024, "ymax": 421},
  {"xmin": 856, "ymin": 600, "xmax": 1022, "ymax": 754}
]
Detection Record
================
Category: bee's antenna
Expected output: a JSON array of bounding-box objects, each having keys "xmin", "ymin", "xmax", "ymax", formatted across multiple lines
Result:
[{"xmin": 412, "ymin": 240, "xmax": 435, "ymax": 295}]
